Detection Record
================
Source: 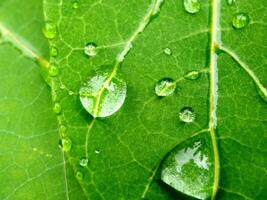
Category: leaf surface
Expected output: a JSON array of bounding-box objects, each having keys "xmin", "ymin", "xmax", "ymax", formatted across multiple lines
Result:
[{"xmin": 43, "ymin": 0, "xmax": 267, "ymax": 199}]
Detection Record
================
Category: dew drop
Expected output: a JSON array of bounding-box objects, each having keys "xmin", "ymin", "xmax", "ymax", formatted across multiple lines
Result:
[
  {"xmin": 59, "ymin": 138, "xmax": 72, "ymax": 152},
  {"xmin": 68, "ymin": 91, "xmax": 74, "ymax": 96},
  {"xmin": 53, "ymin": 102, "xmax": 62, "ymax": 114},
  {"xmin": 50, "ymin": 46, "xmax": 58, "ymax": 57},
  {"xmin": 72, "ymin": 1, "xmax": 79, "ymax": 9},
  {"xmin": 95, "ymin": 149, "xmax": 100, "ymax": 154},
  {"xmin": 164, "ymin": 48, "xmax": 172, "ymax": 56},
  {"xmin": 79, "ymin": 67, "xmax": 127, "ymax": 118},
  {"xmin": 59, "ymin": 125, "xmax": 67, "ymax": 136},
  {"xmin": 42, "ymin": 22, "xmax": 57, "ymax": 39},
  {"xmin": 179, "ymin": 107, "xmax": 195, "ymax": 123},
  {"xmin": 48, "ymin": 64, "xmax": 59, "ymax": 77},
  {"xmin": 60, "ymin": 84, "xmax": 66, "ymax": 90},
  {"xmin": 227, "ymin": 0, "xmax": 235, "ymax": 6},
  {"xmin": 79, "ymin": 157, "xmax": 88, "ymax": 167},
  {"xmin": 232, "ymin": 13, "xmax": 249, "ymax": 29},
  {"xmin": 155, "ymin": 78, "xmax": 176, "ymax": 97},
  {"xmin": 184, "ymin": 70, "xmax": 200, "ymax": 80},
  {"xmin": 84, "ymin": 42, "xmax": 97, "ymax": 57},
  {"xmin": 184, "ymin": 0, "xmax": 200, "ymax": 14},
  {"xmin": 75, "ymin": 171, "xmax": 83, "ymax": 180}
]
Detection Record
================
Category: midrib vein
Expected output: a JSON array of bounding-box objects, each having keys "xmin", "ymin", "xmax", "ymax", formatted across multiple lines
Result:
[
  {"xmin": 209, "ymin": 0, "xmax": 220, "ymax": 199},
  {"xmin": 0, "ymin": 22, "xmax": 49, "ymax": 68}
]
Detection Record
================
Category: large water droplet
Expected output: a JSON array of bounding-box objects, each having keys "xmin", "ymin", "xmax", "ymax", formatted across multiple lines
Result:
[
  {"xmin": 50, "ymin": 46, "xmax": 58, "ymax": 57},
  {"xmin": 184, "ymin": 71, "xmax": 200, "ymax": 80},
  {"xmin": 232, "ymin": 13, "xmax": 249, "ymax": 29},
  {"xmin": 179, "ymin": 107, "xmax": 195, "ymax": 123},
  {"xmin": 155, "ymin": 78, "xmax": 176, "ymax": 97},
  {"xmin": 75, "ymin": 171, "xmax": 84, "ymax": 180},
  {"xmin": 84, "ymin": 42, "xmax": 97, "ymax": 57},
  {"xmin": 79, "ymin": 157, "xmax": 88, "ymax": 167},
  {"xmin": 53, "ymin": 102, "xmax": 62, "ymax": 114},
  {"xmin": 42, "ymin": 22, "xmax": 57, "ymax": 39},
  {"xmin": 48, "ymin": 64, "xmax": 59, "ymax": 77},
  {"xmin": 79, "ymin": 67, "xmax": 127, "ymax": 118},
  {"xmin": 164, "ymin": 48, "xmax": 172, "ymax": 56},
  {"xmin": 161, "ymin": 134, "xmax": 214, "ymax": 200},
  {"xmin": 59, "ymin": 138, "xmax": 72, "ymax": 152},
  {"xmin": 184, "ymin": 0, "xmax": 200, "ymax": 14}
]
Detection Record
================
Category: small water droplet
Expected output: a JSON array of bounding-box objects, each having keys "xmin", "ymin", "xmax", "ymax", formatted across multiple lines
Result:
[
  {"xmin": 72, "ymin": 1, "xmax": 79, "ymax": 9},
  {"xmin": 50, "ymin": 46, "xmax": 58, "ymax": 57},
  {"xmin": 232, "ymin": 13, "xmax": 249, "ymax": 29},
  {"xmin": 59, "ymin": 125, "xmax": 67, "ymax": 136},
  {"xmin": 53, "ymin": 102, "xmax": 62, "ymax": 114},
  {"xmin": 164, "ymin": 48, "xmax": 172, "ymax": 56},
  {"xmin": 227, "ymin": 0, "xmax": 235, "ymax": 6},
  {"xmin": 42, "ymin": 22, "xmax": 57, "ymax": 39},
  {"xmin": 48, "ymin": 64, "xmax": 59, "ymax": 77},
  {"xmin": 95, "ymin": 149, "xmax": 100, "ymax": 154},
  {"xmin": 75, "ymin": 171, "xmax": 83, "ymax": 180},
  {"xmin": 59, "ymin": 138, "xmax": 72, "ymax": 152},
  {"xmin": 79, "ymin": 157, "xmax": 88, "ymax": 167},
  {"xmin": 84, "ymin": 42, "xmax": 97, "ymax": 57},
  {"xmin": 79, "ymin": 67, "xmax": 127, "ymax": 118},
  {"xmin": 155, "ymin": 78, "xmax": 176, "ymax": 97},
  {"xmin": 68, "ymin": 91, "xmax": 74, "ymax": 96},
  {"xmin": 184, "ymin": 71, "xmax": 200, "ymax": 80},
  {"xmin": 184, "ymin": 0, "xmax": 200, "ymax": 14},
  {"xmin": 60, "ymin": 84, "xmax": 66, "ymax": 90},
  {"xmin": 179, "ymin": 107, "xmax": 195, "ymax": 123}
]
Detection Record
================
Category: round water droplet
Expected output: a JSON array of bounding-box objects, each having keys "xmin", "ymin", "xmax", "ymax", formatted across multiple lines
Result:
[
  {"xmin": 179, "ymin": 107, "xmax": 195, "ymax": 123},
  {"xmin": 227, "ymin": 0, "xmax": 235, "ymax": 6},
  {"xmin": 48, "ymin": 64, "xmax": 59, "ymax": 77},
  {"xmin": 84, "ymin": 42, "xmax": 97, "ymax": 57},
  {"xmin": 50, "ymin": 46, "xmax": 58, "ymax": 57},
  {"xmin": 164, "ymin": 48, "xmax": 172, "ymax": 56},
  {"xmin": 79, "ymin": 67, "xmax": 127, "ymax": 118},
  {"xmin": 72, "ymin": 1, "xmax": 79, "ymax": 9},
  {"xmin": 184, "ymin": 71, "xmax": 200, "ymax": 80},
  {"xmin": 59, "ymin": 138, "xmax": 72, "ymax": 152},
  {"xmin": 155, "ymin": 78, "xmax": 176, "ymax": 97},
  {"xmin": 75, "ymin": 171, "xmax": 83, "ymax": 180},
  {"xmin": 42, "ymin": 22, "xmax": 57, "ymax": 39},
  {"xmin": 79, "ymin": 157, "xmax": 88, "ymax": 167},
  {"xmin": 53, "ymin": 102, "xmax": 62, "ymax": 114},
  {"xmin": 184, "ymin": 0, "xmax": 200, "ymax": 14},
  {"xmin": 232, "ymin": 13, "xmax": 249, "ymax": 29},
  {"xmin": 95, "ymin": 149, "xmax": 100, "ymax": 154}
]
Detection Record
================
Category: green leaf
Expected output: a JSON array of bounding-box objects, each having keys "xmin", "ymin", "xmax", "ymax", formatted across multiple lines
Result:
[{"xmin": 41, "ymin": 0, "xmax": 267, "ymax": 199}]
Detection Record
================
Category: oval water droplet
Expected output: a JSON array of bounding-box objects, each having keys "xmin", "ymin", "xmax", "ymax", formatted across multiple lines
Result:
[
  {"xmin": 164, "ymin": 48, "xmax": 172, "ymax": 56},
  {"xmin": 48, "ymin": 64, "xmax": 59, "ymax": 77},
  {"xmin": 84, "ymin": 42, "xmax": 97, "ymax": 57},
  {"xmin": 72, "ymin": 1, "xmax": 79, "ymax": 9},
  {"xmin": 42, "ymin": 22, "xmax": 57, "ymax": 39},
  {"xmin": 161, "ymin": 134, "xmax": 214, "ymax": 200},
  {"xmin": 184, "ymin": 70, "xmax": 200, "ymax": 80},
  {"xmin": 155, "ymin": 78, "xmax": 176, "ymax": 97},
  {"xmin": 184, "ymin": 0, "xmax": 200, "ymax": 14},
  {"xmin": 79, "ymin": 157, "xmax": 88, "ymax": 167},
  {"xmin": 179, "ymin": 107, "xmax": 195, "ymax": 123},
  {"xmin": 227, "ymin": 0, "xmax": 235, "ymax": 6},
  {"xmin": 50, "ymin": 46, "xmax": 58, "ymax": 57},
  {"xmin": 75, "ymin": 171, "xmax": 83, "ymax": 180},
  {"xmin": 232, "ymin": 13, "xmax": 249, "ymax": 29},
  {"xmin": 79, "ymin": 67, "xmax": 127, "ymax": 118},
  {"xmin": 59, "ymin": 125, "xmax": 67, "ymax": 136},
  {"xmin": 59, "ymin": 138, "xmax": 72, "ymax": 152},
  {"xmin": 95, "ymin": 149, "xmax": 100, "ymax": 154},
  {"xmin": 53, "ymin": 102, "xmax": 62, "ymax": 114}
]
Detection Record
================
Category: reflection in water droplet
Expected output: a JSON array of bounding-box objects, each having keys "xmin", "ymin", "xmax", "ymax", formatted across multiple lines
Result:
[
  {"xmin": 79, "ymin": 157, "xmax": 88, "ymax": 167},
  {"xmin": 155, "ymin": 78, "xmax": 176, "ymax": 97},
  {"xmin": 75, "ymin": 171, "xmax": 83, "ymax": 180},
  {"xmin": 53, "ymin": 102, "xmax": 62, "ymax": 114},
  {"xmin": 84, "ymin": 42, "xmax": 97, "ymax": 57},
  {"xmin": 227, "ymin": 0, "xmax": 235, "ymax": 5},
  {"xmin": 48, "ymin": 64, "xmax": 59, "ymax": 77},
  {"xmin": 50, "ymin": 46, "xmax": 58, "ymax": 57},
  {"xmin": 184, "ymin": 71, "xmax": 200, "ymax": 80},
  {"xmin": 184, "ymin": 0, "xmax": 200, "ymax": 14},
  {"xmin": 59, "ymin": 138, "xmax": 72, "ymax": 152},
  {"xmin": 72, "ymin": 1, "xmax": 79, "ymax": 9},
  {"xmin": 232, "ymin": 13, "xmax": 249, "ymax": 29},
  {"xmin": 79, "ymin": 67, "xmax": 127, "ymax": 118},
  {"xmin": 164, "ymin": 48, "xmax": 172, "ymax": 56},
  {"xmin": 179, "ymin": 107, "xmax": 195, "ymax": 123},
  {"xmin": 42, "ymin": 22, "xmax": 57, "ymax": 39},
  {"xmin": 161, "ymin": 135, "xmax": 214, "ymax": 200}
]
